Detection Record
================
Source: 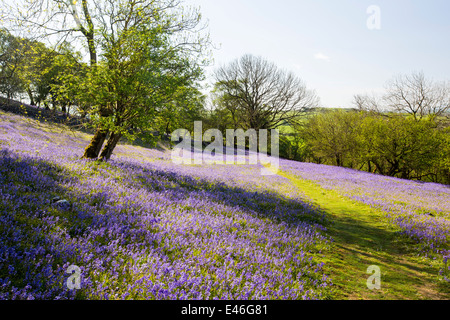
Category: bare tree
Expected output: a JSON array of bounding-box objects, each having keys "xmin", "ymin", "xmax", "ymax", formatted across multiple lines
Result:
[
  {"xmin": 384, "ymin": 71, "xmax": 450, "ymax": 121},
  {"xmin": 213, "ymin": 54, "xmax": 319, "ymax": 131},
  {"xmin": 353, "ymin": 93, "xmax": 384, "ymax": 113}
]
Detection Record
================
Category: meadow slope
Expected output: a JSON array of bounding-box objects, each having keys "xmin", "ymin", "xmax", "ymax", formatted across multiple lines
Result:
[{"xmin": 0, "ymin": 110, "xmax": 448, "ymax": 300}]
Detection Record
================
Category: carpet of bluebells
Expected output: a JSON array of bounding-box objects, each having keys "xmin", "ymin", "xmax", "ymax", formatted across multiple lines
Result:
[
  {"xmin": 281, "ymin": 161, "xmax": 450, "ymax": 281},
  {"xmin": 0, "ymin": 112, "xmax": 332, "ymax": 300}
]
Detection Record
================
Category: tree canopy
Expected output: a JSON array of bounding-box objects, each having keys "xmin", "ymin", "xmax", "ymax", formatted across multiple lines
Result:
[
  {"xmin": 213, "ymin": 54, "xmax": 319, "ymax": 131},
  {"xmin": 2, "ymin": 0, "xmax": 211, "ymax": 160}
]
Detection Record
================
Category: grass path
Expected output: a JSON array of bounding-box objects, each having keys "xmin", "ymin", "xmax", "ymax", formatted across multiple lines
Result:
[{"xmin": 276, "ymin": 169, "xmax": 448, "ymax": 300}]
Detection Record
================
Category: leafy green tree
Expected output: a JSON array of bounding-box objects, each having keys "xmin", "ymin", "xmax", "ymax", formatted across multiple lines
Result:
[
  {"xmin": 4, "ymin": 0, "xmax": 210, "ymax": 160},
  {"xmin": 15, "ymin": 38, "xmax": 54, "ymax": 107},
  {"xmin": 0, "ymin": 28, "xmax": 24, "ymax": 99},
  {"xmin": 209, "ymin": 83, "xmax": 245, "ymax": 131},
  {"xmin": 76, "ymin": 15, "xmax": 206, "ymax": 161},
  {"xmin": 48, "ymin": 44, "xmax": 88, "ymax": 115},
  {"xmin": 0, "ymin": 28, "xmax": 83, "ymax": 114},
  {"xmin": 155, "ymin": 86, "xmax": 206, "ymax": 136},
  {"xmin": 302, "ymin": 109, "xmax": 449, "ymax": 183},
  {"xmin": 436, "ymin": 127, "xmax": 450, "ymax": 184},
  {"xmin": 358, "ymin": 115, "xmax": 443, "ymax": 180},
  {"xmin": 302, "ymin": 109, "xmax": 364, "ymax": 167}
]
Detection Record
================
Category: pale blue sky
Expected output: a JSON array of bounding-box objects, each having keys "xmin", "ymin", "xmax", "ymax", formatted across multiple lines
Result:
[{"xmin": 187, "ymin": 0, "xmax": 450, "ymax": 108}]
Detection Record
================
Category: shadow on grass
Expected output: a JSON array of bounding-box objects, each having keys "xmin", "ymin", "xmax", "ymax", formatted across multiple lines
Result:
[
  {"xmin": 0, "ymin": 149, "xmax": 87, "ymax": 299},
  {"xmin": 311, "ymin": 193, "xmax": 449, "ymax": 299},
  {"xmin": 111, "ymin": 158, "xmax": 328, "ymax": 228},
  {"xmin": 0, "ymin": 146, "xmax": 331, "ymax": 299}
]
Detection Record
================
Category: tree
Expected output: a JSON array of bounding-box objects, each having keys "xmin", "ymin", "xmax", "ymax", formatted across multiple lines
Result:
[
  {"xmin": 301, "ymin": 109, "xmax": 449, "ymax": 183},
  {"xmin": 436, "ymin": 126, "xmax": 450, "ymax": 183},
  {"xmin": 213, "ymin": 54, "xmax": 319, "ymax": 131},
  {"xmin": 3, "ymin": 0, "xmax": 209, "ymax": 159},
  {"xmin": 358, "ymin": 115, "xmax": 443, "ymax": 180},
  {"xmin": 384, "ymin": 72, "xmax": 450, "ymax": 121},
  {"xmin": 0, "ymin": 28, "xmax": 87, "ymax": 113},
  {"xmin": 72, "ymin": 5, "xmax": 207, "ymax": 161},
  {"xmin": 16, "ymin": 39, "xmax": 81, "ymax": 111},
  {"xmin": 353, "ymin": 72, "xmax": 450, "ymax": 122},
  {"xmin": 302, "ymin": 109, "xmax": 364, "ymax": 167},
  {"xmin": 0, "ymin": 28, "xmax": 24, "ymax": 99},
  {"xmin": 4, "ymin": 0, "xmax": 98, "ymax": 66},
  {"xmin": 49, "ymin": 43, "xmax": 88, "ymax": 115},
  {"xmin": 209, "ymin": 85, "xmax": 243, "ymax": 131},
  {"xmin": 155, "ymin": 86, "xmax": 206, "ymax": 136},
  {"xmin": 353, "ymin": 93, "xmax": 384, "ymax": 114},
  {"xmin": 0, "ymin": 29, "xmax": 58, "ymax": 105}
]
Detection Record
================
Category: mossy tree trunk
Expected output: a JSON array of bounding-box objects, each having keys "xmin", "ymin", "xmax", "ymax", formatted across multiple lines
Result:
[
  {"xmin": 99, "ymin": 131, "xmax": 122, "ymax": 161},
  {"xmin": 82, "ymin": 128, "xmax": 109, "ymax": 159}
]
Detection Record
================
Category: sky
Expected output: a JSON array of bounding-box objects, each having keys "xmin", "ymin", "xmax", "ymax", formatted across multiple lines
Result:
[{"xmin": 186, "ymin": 0, "xmax": 450, "ymax": 108}]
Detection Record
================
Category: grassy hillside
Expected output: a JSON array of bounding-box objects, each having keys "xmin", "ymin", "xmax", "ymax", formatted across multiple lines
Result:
[
  {"xmin": 276, "ymin": 165, "xmax": 450, "ymax": 299},
  {"xmin": 0, "ymin": 110, "xmax": 448, "ymax": 300}
]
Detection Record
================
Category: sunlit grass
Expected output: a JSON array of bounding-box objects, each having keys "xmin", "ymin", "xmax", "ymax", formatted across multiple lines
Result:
[{"xmin": 0, "ymin": 110, "xmax": 448, "ymax": 300}]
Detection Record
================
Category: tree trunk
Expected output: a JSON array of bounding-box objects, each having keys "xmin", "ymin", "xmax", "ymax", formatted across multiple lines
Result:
[
  {"xmin": 165, "ymin": 122, "xmax": 171, "ymax": 136},
  {"xmin": 27, "ymin": 87, "xmax": 35, "ymax": 106},
  {"xmin": 335, "ymin": 154, "xmax": 342, "ymax": 167},
  {"xmin": 99, "ymin": 132, "xmax": 122, "ymax": 161},
  {"xmin": 83, "ymin": 128, "xmax": 109, "ymax": 159},
  {"xmin": 80, "ymin": 0, "xmax": 97, "ymax": 67}
]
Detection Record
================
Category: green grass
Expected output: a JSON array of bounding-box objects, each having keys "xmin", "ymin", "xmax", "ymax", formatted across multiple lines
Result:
[
  {"xmin": 3, "ymin": 108, "xmax": 448, "ymax": 300},
  {"xmin": 274, "ymin": 169, "xmax": 449, "ymax": 300}
]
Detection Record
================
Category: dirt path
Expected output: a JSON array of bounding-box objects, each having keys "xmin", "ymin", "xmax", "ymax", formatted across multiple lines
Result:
[{"xmin": 277, "ymin": 170, "xmax": 448, "ymax": 300}]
